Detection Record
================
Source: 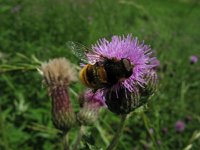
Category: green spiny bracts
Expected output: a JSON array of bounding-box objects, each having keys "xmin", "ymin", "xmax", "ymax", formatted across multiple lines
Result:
[{"xmin": 51, "ymin": 86, "xmax": 76, "ymax": 131}]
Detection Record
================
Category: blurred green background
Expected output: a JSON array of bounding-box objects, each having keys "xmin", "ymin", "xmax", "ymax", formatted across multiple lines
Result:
[{"xmin": 0, "ymin": 0, "xmax": 200, "ymax": 149}]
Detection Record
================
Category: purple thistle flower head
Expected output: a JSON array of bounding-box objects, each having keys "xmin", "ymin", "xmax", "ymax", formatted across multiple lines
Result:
[
  {"xmin": 77, "ymin": 90, "xmax": 105, "ymax": 125},
  {"xmin": 87, "ymin": 34, "xmax": 159, "ymax": 94},
  {"xmin": 190, "ymin": 55, "xmax": 198, "ymax": 64},
  {"xmin": 84, "ymin": 89, "xmax": 106, "ymax": 107},
  {"xmin": 175, "ymin": 120, "xmax": 185, "ymax": 133},
  {"xmin": 83, "ymin": 34, "xmax": 159, "ymax": 114}
]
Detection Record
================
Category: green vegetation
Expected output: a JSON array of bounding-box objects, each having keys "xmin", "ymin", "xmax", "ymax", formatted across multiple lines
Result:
[{"xmin": 0, "ymin": 0, "xmax": 200, "ymax": 149}]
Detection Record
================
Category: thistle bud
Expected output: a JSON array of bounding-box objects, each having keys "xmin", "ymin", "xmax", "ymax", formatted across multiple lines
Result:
[
  {"xmin": 77, "ymin": 90, "xmax": 105, "ymax": 125},
  {"xmin": 139, "ymin": 70, "xmax": 158, "ymax": 103},
  {"xmin": 40, "ymin": 58, "xmax": 77, "ymax": 131},
  {"xmin": 105, "ymin": 70, "xmax": 158, "ymax": 115}
]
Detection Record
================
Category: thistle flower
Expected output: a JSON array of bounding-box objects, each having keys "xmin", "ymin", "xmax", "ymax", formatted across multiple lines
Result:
[
  {"xmin": 77, "ymin": 90, "xmax": 105, "ymax": 125},
  {"xmin": 175, "ymin": 120, "xmax": 185, "ymax": 133},
  {"xmin": 88, "ymin": 34, "xmax": 158, "ymax": 91},
  {"xmin": 190, "ymin": 55, "xmax": 198, "ymax": 64},
  {"xmin": 84, "ymin": 35, "xmax": 159, "ymax": 114},
  {"xmin": 41, "ymin": 58, "xmax": 77, "ymax": 131}
]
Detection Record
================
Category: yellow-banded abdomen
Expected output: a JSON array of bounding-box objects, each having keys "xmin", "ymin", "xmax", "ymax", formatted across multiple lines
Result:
[{"xmin": 79, "ymin": 64, "xmax": 108, "ymax": 89}]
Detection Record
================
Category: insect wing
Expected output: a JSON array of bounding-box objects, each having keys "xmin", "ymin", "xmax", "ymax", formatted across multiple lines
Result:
[{"xmin": 66, "ymin": 41, "xmax": 90, "ymax": 64}]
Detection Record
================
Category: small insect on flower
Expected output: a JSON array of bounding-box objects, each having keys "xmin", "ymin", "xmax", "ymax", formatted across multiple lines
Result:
[{"xmin": 67, "ymin": 41, "xmax": 134, "ymax": 90}]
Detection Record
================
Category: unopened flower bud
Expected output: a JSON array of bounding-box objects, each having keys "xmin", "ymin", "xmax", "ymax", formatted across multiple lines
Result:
[
  {"xmin": 105, "ymin": 72, "xmax": 158, "ymax": 115},
  {"xmin": 77, "ymin": 90, "xmax": 105, "ymax": 125},
  {"xmin": 51, "ymin": 86, "xmax": 76, "ymax": 131},
  {"xmin": 41, "ymin": 58, "xmax": 77, "ymax": 131},
  {"xmin": 140, "ymin": 70, "xmax": 158, "ymax": 103}
]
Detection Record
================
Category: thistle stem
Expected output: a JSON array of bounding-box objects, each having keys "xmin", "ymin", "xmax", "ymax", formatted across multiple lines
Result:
[
  {"xmin": 142, "ymin": 113, "xmax": 157, "ymax": 149},
  {"xmin": 106, "ymin": 114, "xmax": 127, "ymax": 150},
  {"xmin": 63, "ymin": 132, "xmax": 69, "ymax": 150},
  {"xmin": 73, "ymin": 126, "xmax": 84, "ymax": 150}
]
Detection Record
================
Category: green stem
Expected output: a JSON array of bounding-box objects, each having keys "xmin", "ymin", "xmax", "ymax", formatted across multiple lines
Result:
[
  {"xmin": 142, "ymin": 113, "xmax": 157, "ymax": 150},
  {"xmin": 73, "ymin": 126, "xmax": 84, "ymax": 150},
  {"xmin": 106, "ymin": 114, "xmax": 127, "ymax": 150},
  {"xmin": 63, "ymin": 132, "xmax": 69, "ymax": 150}
]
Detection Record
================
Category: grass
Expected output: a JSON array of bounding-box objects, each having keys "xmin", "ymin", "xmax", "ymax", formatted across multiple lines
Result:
[{"xmin": 0, "ymin": 0, "xmax": 200, "ymax": 149}]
